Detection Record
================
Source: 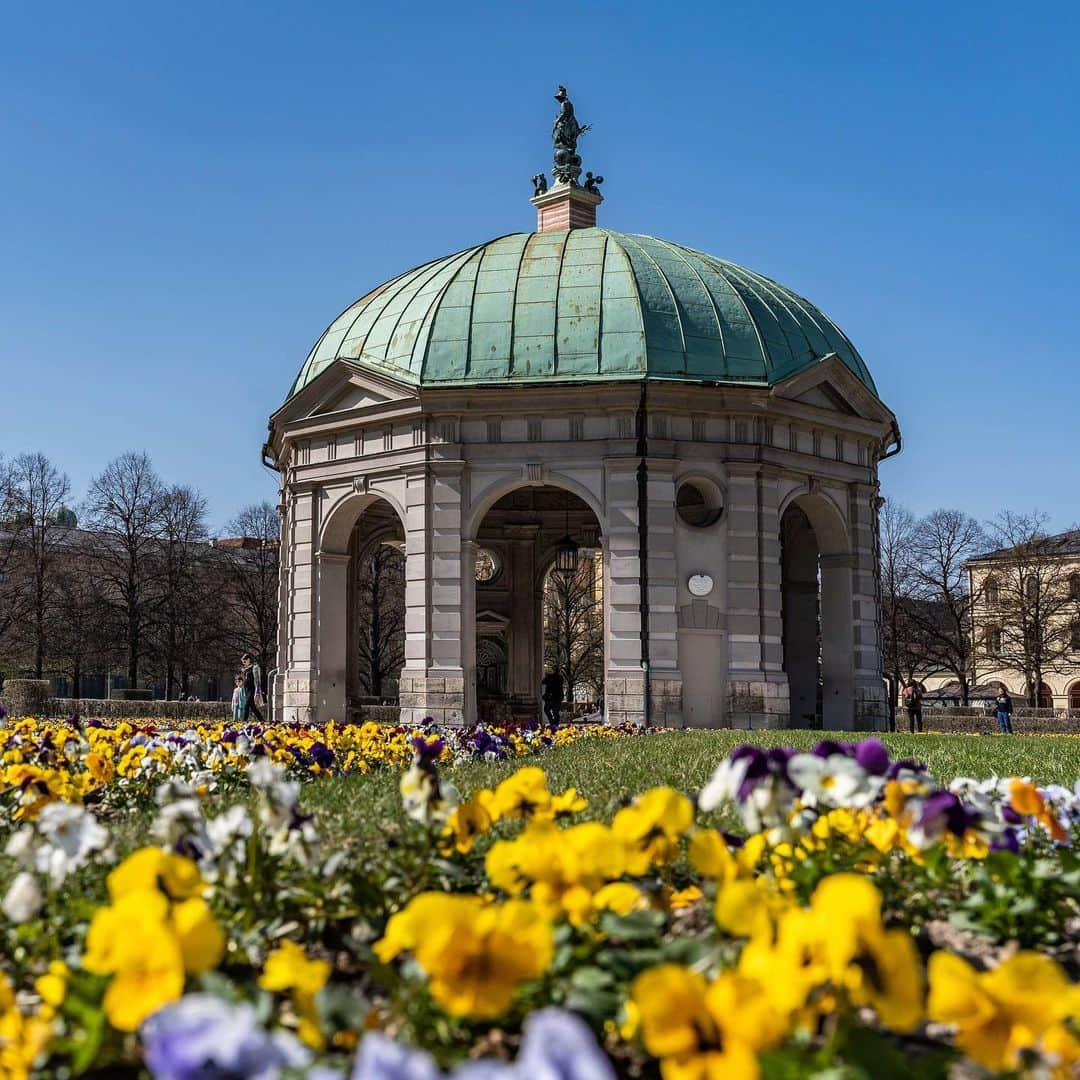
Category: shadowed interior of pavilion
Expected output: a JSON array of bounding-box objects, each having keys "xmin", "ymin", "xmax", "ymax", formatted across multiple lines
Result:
[{"xmin": 344, "ymin": 487, "xmax": 604, "ymax": 722}]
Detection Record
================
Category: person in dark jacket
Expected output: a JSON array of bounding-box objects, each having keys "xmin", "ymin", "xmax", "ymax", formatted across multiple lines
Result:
[
  {"xmin": 994, "ymin": 684, "xmax": 1014, "ymax": 734},
  {"xmin": 901, "ymin": 680, "xmax": 924, "ymax": 733},
  {"xmin": 541, "ymin": 669, "xmax": 564, "ymax": 725},
  {"xmin": 241, "ymin": 653, "xmax": 264, "ymax": 723}
]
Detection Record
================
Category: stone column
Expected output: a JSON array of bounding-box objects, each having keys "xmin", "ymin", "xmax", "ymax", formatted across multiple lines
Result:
[
  {"xmin": 781, "ymin": 512, "xmax": 819, "ymax": 725},
  {"xmin": 314, "ymin": 551, "xmax": 350, "ymax": 724},
  {"xmin": 461, "ymin": 539, "xmax": 478, "ymax": 724},
  {"xmin": 645, "ymin": 459, "xmax": 683, "ymax": 725},
  {"xmin": 399, "ymin": 464, "xmax": 466, "ymax": 725},
  {"xmin": 506, "ymin": 526, "xmax": 539, "ymax": 700},
  {"xmin": 819, "ymin": 553, "xmax": 856, "ymax": 730},
  {"xmin": 602, "ymin": 460, "xmax": 646, "ymax": 725},
  {"xmin": 849, "ymin": 484, "xmax": 889, "ymax": 729},
  {"xmin": 725, "ymin": 467, "xmax": 789, "ymax": 728},
  {"xmin": 280, "ymin": 486, "xmax": 317, "ymax": 724}
]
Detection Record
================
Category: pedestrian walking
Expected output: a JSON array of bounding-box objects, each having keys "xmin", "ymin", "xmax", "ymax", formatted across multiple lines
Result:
[
  {"xmin": 901, "ymin": 679, "xmax": 924, "ymax": 733},
  {"xmin": 994, "ymin": 684, "xmax": 1014, "ymax": 734},
  {"xmin": 241, "ymin": 653, "xmax": 264, "ymax": 723},
  {"xmin": 541, "ymin": 668, "xmax": 564, "ymax": 726}
]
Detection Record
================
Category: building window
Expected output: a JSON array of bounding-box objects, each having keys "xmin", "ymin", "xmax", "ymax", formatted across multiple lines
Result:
[
  {"xmin": 1025, "ymin": 574, "xmax": 1039, "ymax": 600},
  {"xmin": 1071, "ymin": 620, "xmax": 1080, "ymax": 653},
  {"xmin": 984, "ymin": 577, "xmax": 999, "ymax": 607},
  {"xmin": 986, "ymin": 628, "xmax": 1002, "ymax": 657},
  {"xmin": 675, "ymin": 480, "xmax": 723, "ymax": 528},
  {"xmin": 1070, "ymin": 573, "xmax": 1080, "ymax": 601},
  {"xmin": 474, "ymin": 548, "xmax": 501, "ymax": 583}
]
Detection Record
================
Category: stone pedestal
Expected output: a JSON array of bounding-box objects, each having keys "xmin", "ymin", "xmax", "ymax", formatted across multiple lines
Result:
[
  {"xmin": 398, "ymin": 670, "xmax": 466, "ymax": 726},
  {"xmin": 530, "ymin": 182, "xmax": 603, "ymax": 232}
]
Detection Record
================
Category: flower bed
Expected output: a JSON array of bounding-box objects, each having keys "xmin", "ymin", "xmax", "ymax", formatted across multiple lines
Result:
[{"xmin": 1, "ymin": 724, "xmax": 1079, "ymax": 1078}]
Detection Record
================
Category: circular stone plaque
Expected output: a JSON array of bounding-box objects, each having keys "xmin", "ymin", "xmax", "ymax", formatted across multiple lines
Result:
[{"xmin": 687, "ymin": 573, "xmax": 713, "ymax": 597}]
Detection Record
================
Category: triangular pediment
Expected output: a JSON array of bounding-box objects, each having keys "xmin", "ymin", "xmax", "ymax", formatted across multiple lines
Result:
[
  {"xmin": 771, "ymin": 354, "xmax": 895, "ymax": 427},
  {"xmin": 271, "ymin": 359, "xmax": 418, "ymax": 428},
  {"xmin": 792, "ymin": 383, "xmax": 858, "ymax": 414}
]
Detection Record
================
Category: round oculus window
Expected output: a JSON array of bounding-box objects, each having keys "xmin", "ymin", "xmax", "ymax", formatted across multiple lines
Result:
[{"xmin": 676, "ymin": 482, "xmax": 723, "ymax": 528}]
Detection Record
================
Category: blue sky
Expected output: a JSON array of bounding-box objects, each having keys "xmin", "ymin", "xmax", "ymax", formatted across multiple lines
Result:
[{"xmin": 2, "ymin": 1, "xmax": 1077, "ymax": 532}]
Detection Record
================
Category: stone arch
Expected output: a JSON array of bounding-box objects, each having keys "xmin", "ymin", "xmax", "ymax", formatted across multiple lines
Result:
[
  {"xmin": 780, "ymin": 490, "xmax": 854, "ymax": 729},
  {"xmin": 320, "ymin": 486, "xmax": 407, "ymax": 555},
  {"xmin": 313, "ymin": 489, "xmax": 406, "ymax": 723},
  {"xmin": 463, "ymin": 471, "xmax": 605, "ymax": 542},
  {"xmin": 469, "ymin": 483, "xmax": 605, "ymax": 724},
  {"xmin": 777, "ymin": 488, "xmax": 850, "ymax": 555},
  {"xmin": 1068, "ymin": 681, "xmax": 1080, "ymax": 712}
]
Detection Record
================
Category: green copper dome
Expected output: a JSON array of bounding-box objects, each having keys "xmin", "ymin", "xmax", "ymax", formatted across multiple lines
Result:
[{"xmin": 289, "ymin": 228, "xmax": 876, "ymax": 398}]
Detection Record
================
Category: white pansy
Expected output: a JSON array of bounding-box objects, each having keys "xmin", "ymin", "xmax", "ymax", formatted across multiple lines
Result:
[
  {"xmin": 698, "ymin": 754, "xmax": 750, "ymax": 813},
  {"xmin": 33, "ymin": 803, "xmax": 110, "ymax": 883},
  {"xmin": 206, "ymin": 804, "xmax": 254, "ymax": 856},
  {"xmin": 787, "ymin": 754, "xmax": 882, "ymax": 810},
  {"xmin": 2, "ymin": 872, "xmax": 43, "ymax": 923}
]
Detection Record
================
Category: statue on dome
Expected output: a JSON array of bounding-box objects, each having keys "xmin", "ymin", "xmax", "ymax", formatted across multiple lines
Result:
[
  {"xmin": 582, "ymin": 171, "xmax": 604, "ymax": 194},
  {"xmin": 552, "ymin": 85, "xmax": 590, "ymax": 185},
  {"xmin": 531, "ymin": 172, "xmax": 548, "ymax": 196}
]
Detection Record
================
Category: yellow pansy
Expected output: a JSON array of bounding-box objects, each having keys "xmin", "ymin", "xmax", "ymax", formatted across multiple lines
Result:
[
  {"xmin": 490, "ymin": 767, "xmax": 553, "ymax": 820},
  {"xmin": 375, "ymin": 893, "xmax": 553, "ymax": 1020},
  {"xmin": 259, "ymin": 940, "xmax": 331, "ymax": 1050},
  {"xmin": 689, "ymin": 828, "xmax": 739, "ymax": 882},
  {"xmin": 611, "ymin": 787, "xmax": 693, "ymax": 874},
  {"xmin": 928, "ymin": 950, "xmax": 1071, "ymax": 1071},
  {"xmin": 107, "ymin": 846, "xmax": 205, "ymax": 902},
  {"xmin": 631, "ymin": 964, "xmax": 767, "ymax": 1079},
  {"xmin": 442, "ymin": 798, "xmax": 493, "ymax": 854},
  {"xmin": 171, "ymin": 897, "xmax": 225, "ymax": 974}
]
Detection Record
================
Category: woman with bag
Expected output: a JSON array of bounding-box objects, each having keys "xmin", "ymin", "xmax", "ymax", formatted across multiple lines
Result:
[{"xmin": 241, "ymin": 653, "xmax": 264, "ymax": 723}]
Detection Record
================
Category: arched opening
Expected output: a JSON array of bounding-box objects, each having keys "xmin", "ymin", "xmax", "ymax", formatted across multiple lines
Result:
[
  {"xmin": 1037, "ymin": 681, "xmax": 1053, "ymax": 709},
  {"xmin": 780, "ymin": 493, "xmax": 853, "ymax": 729},
  {"xmin": 315, "ymin": 493, "xmax": 406, "ymax": 723},
  {"xmin": 471, "ymin": 485, "xmax": 603, "ymax": 724},
  {"xmin": 1068, "ymin": 682, "xmax": 1080, "ymax": 712}
]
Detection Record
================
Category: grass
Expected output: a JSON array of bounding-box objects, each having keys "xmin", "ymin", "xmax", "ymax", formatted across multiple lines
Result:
[{"xmin": 302, "ymin": 730, "xmax": 1080, "ymax": 847}]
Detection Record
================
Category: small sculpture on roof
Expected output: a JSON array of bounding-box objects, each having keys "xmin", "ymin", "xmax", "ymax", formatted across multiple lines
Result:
[
  {"xmin": 531, "ymin": 172, "xmax": 548, "ymax": 197},
  {"xmin": 552, "ymin": 85, "xmax": 591, "ymax": 185},
  {"xmin": 582, "ymin": 171, "xmax": 604, "ymax": 194}
]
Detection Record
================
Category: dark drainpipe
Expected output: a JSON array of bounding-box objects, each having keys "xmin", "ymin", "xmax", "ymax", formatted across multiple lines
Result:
[{"xmin": 636, "ymin": 382, "xmax": 651, "ymax": 727}]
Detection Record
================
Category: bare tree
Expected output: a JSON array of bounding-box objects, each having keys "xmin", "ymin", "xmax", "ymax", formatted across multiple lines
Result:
[
  {"xmin": 6, "ymin": 453, "xmax": 72, "ymax": 678},
  {"xmin": 543, "ymin": 554, "xmax": 604, "ymax": 708},
  {"xmin": 879, "ymin": 500, "xmax": 918, "ymax": 720},
  {"xmin": 354, "ymin": 541, "xmax": 405, "ymax": 698},
  {"xmin": 0, "ymin": 458, "xmax": 31, "ymax": 667},
  {"xmin": 905, "ymin": 508, "xmax": 988, "ymax": 705},
  {"xmin": 154, "ymin": 485, "xmax": 209, "ymax": 699},
  {"xmin": 979, "ymin": 511, "xmax": 1080, "ymax": 707},
  {"xmin": 84, "ymin": 452, "xmax": 165, "ymax": 687},
  {"xmin": 219, "ymin": 502, "xmax": 280, "ymax": 680},
  {"xmin": 50, "ymin": 557, "xmax": 113, "ymax": 699}
]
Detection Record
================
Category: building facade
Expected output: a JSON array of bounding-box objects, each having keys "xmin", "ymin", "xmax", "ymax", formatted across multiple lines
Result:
[
  {"xmin": 966, "ymin": 531, "xmax": 1080, "ymax": 710},
  {"xmin": 267, "ymin": 172, "xmax": 900, "ymax": 730}
]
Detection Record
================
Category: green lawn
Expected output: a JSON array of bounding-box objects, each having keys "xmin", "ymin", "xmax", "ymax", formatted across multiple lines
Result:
[{"xmin": 303, "ymin": 730, "xmax": 1080, "ymax": 846}]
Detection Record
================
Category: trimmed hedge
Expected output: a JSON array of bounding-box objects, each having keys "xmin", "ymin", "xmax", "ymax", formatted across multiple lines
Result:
[
  {"xmin": 896, "ymin": 707, "xmax": 1080, "ymax": 735},
  {"xmin": 0, "ymin": 695, "xmax": 231, "ymax": 722},
  {"xmin": 1, "ymin": 680, "xmax": 52, "ymax": 717}
]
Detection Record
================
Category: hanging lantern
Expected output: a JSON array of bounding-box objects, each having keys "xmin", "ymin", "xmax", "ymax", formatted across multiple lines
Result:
[{"xmin": 554, "ymin": 534, "xmax": 579, "ymax": 576}]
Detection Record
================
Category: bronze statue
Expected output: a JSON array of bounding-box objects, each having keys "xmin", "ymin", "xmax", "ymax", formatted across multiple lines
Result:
[
  {"xmin": 582, "ymin": 171, "xmax": 604, "ymax": 194},
  {"xmin": 552, "ymin": 85, "xmax": 590, "ymax": 185},
  {"xmin": 531, "ymin": 172, "xmax": 548, "ymax": 197}
]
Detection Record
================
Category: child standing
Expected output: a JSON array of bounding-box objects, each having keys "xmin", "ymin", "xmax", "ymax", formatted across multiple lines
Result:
[{"xmin": 231, "ymin": 673, "xmax": 245, "ymax": 723}]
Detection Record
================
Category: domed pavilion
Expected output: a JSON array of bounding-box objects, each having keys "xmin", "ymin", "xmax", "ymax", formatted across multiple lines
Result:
[{"xmin": 267, "ymin": 93, "xmax": 900, "ymax": 730}]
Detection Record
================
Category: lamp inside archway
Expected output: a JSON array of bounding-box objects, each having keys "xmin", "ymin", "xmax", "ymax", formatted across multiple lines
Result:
[{"xmin": 554, "ymin": 489, "xmax": 579, "ymax": 576}]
